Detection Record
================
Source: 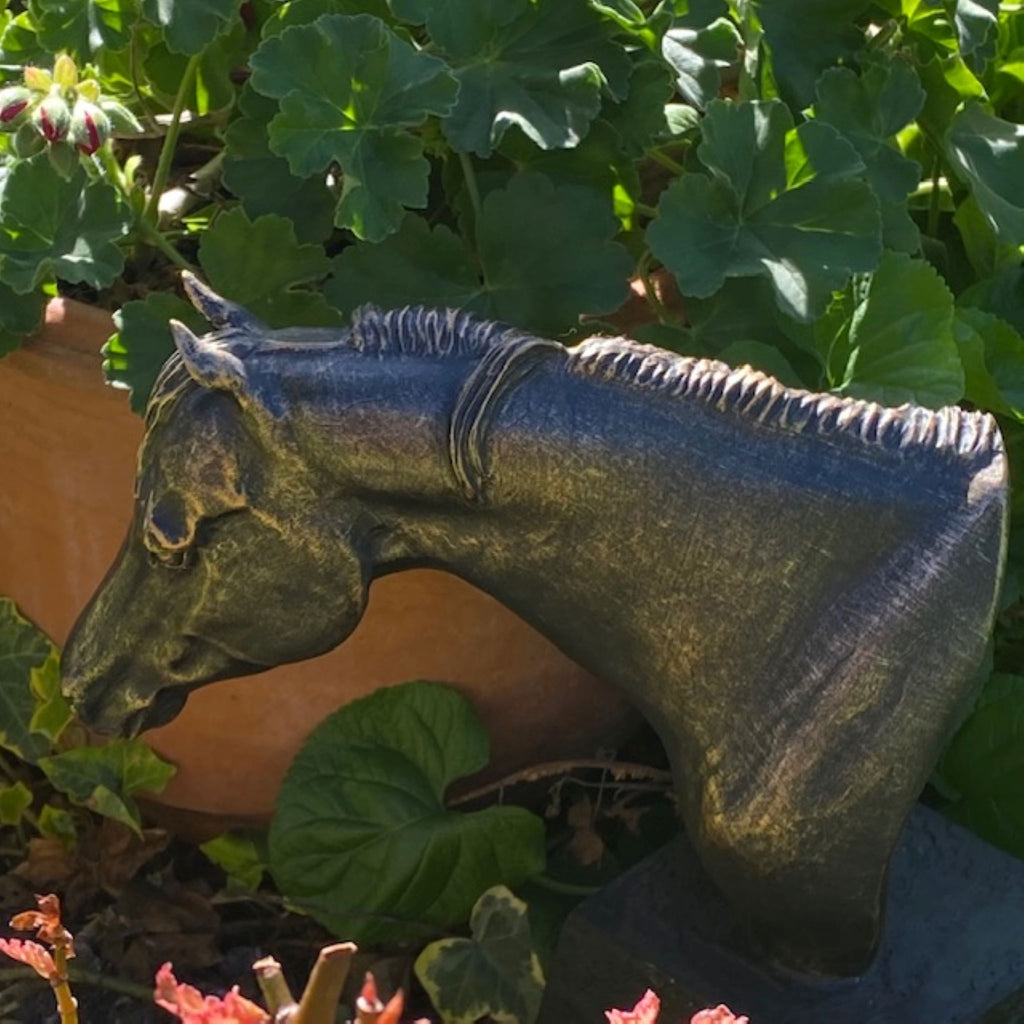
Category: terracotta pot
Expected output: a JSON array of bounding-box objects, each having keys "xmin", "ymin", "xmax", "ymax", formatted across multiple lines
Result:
[{"xmin": 0, "ymin": 297, "xmax": 635, "ymax": 828}]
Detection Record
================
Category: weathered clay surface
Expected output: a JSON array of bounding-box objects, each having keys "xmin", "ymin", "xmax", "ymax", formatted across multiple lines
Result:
[{"xmin": 63, "ymin": 275, "xmax": 1008, "ymax": 975}]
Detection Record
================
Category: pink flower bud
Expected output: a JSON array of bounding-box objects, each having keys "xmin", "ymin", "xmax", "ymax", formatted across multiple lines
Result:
[
  {"xmin": 33, "ymin": 93, "xmax": 71, "ymax": 142},
  {"xmin": 69, "ymin": 98, "xmax": 110, "ymax": 155},
  {"xmin": 0, "ymin": 86, "xmax": 32, "ymax": 125}
]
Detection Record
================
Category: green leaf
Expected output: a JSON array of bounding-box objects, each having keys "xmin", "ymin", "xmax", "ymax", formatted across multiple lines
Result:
[
  {"xmin": 264, "ymin": 0, "xmax": 394, "ymax": 33},
  {"xmin": 38, "ymin": 803, "xmax": 76, "ymax": 843},
  {"xmin": 941, "ymin": 673, "xmax": 1024, "ymax": 858},
  {"xmin": 954, "ymin": 306, "xmax": 1024, "ymax": 418},
  {"xmin": 103, "ymin": 292, "xmax": 204, "ymax": 414},
  {"xmin": 603, "ymin": 56, "xmax": 678, "ymax": 157},
  {"xmin": 223, "ymin": 87, "xmax": 336, "ymax": 244},
  {"xmin": 29, "ymin": 648, "xmax": 72, "ymax": 743},
  {"xmin": 0, "ymin": 157, "xmax": 129, "ymax": 294},
  {"xmin": 960, "ymin": 265, "xmax": 1024, "ymax": 336},
  {"xmin": 142, "ymin": 26, "xmax": 244, "ymax": 114},
  {"xmin": 953, "ymin": 0, "xmax": 998, "ymax": 58},
  {"xmin": 415, "ymin": 885, "xmax": 546, "ymax": 1024},
  {"xmin": 0, "ymin": 781, "xmax": 32, "ymax": 826},
  {"xmin": 0, "ymin": 282, "xmax": 47, "ymax": 355},
  {"xmin": 717, "ymin": 339, "xmax": 803, "ymax": 388},
  {"xmin": 407, "ymin": 0, "xmax": 630, "ymax": 157},
  {"xmin": 753, "ymin": 0, "xmax": 872, "ymax": 108},
  {"xmin": 198, "ymin": 209, "xmax": 340, "ymax": 327},
  {"xmin": 141, "ymin": 0, "xmax": 238, "ymax": 54},
  {"xmin": 814, "ymin": 59, "xmax": 926, "ymax": 252},
  {"xmin": 268, "ymin": 681, "xmax": 546, "ymax": 943},
  {"xmin": 28, "ymin": 0, "xmax": 136, "ymax": 59},
  {"xmin": 250, "ymin": 14, "xmax": 457, "ymax": 241},
  {"xmin": 837, "ymin": 251, "xmax": 964, "ymax": 408},
  {"xmin": 328, "ymin": 173, "xmax": 633, "ymax": 335},
  {"xmin": 0, "ymin": 598, "xmax": 58, "ymax": 764},
  {"xmin": 39, "ymin": 739, "xmax": 176, "ymax": 834},
  {"xmin": 945, "ymin": 103, "xmax": 1024, "ymax": 248},
  {"xmin": 200, "ymin": 834, "xmax": 267, "ymax": 890},
  {"xmin": 475, "ymin": 173, "xmax": 632, "ymax": 330},
  {"xmin": 661, "ymin": 16, "xmax": 741, "ymax": 110},
  {"xmin": 327, "ymin": 215, "xmax": 483, "ymax": 314},
  {"xmin": 647, "ymin": 99, "xmax": 881, "ymax": 322}
]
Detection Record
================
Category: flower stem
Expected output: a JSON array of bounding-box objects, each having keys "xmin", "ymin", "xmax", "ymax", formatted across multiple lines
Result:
[
  {"xmin": 458, "ymin": 150, "xmax": 482, "ymax": 224},
  {"xmin": 134, "ymin": 217, "xmax": 197, "ymax": 272},
  {"xmin": 51, "ymin": 948, "xmax": 78, "ymax": 1024},
  {"xmin": 648, "ymin": 148, "xmax": 685, "ymax": 175},
  {"xmin": 143, "ymin": 52, "xmax": 201, "ymax": 224}
]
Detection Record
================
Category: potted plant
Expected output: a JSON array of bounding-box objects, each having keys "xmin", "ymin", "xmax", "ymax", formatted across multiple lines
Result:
[{"xmin": 0, "ymin": 0, "xmax": 1023, "ymax": 854}]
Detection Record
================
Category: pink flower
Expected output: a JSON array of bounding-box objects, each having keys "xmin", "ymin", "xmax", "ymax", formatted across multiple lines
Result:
[
  {"xmin": 606, "ymin": 989, "xmax": 661, "ymax": 1024},
  {"xmin": 0, "ymin": 937, "xmax": 58, "ymax": 980},
  {"xmin": 691, "ymin": 1005, "xmax": 749, "ymax": 1024},
  {"xmin": 154, "ymin": 963, "xmax": 269, "ymax": 1024}
]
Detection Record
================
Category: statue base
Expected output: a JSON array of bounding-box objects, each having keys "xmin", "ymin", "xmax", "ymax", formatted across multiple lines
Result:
[{"xmin": 541, "ymin": 805, "xmax": 1024, "ymax": 1023}]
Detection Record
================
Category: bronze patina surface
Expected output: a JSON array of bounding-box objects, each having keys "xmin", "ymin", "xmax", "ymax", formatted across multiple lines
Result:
[{"xmin": 62, "ymin": 273, "xmax": 1008, "ymax": 978}]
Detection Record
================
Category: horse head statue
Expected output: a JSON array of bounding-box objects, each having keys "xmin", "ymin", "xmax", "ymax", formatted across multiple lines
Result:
[{"xmin": 63, "ymin": 273, "xmax": 1008, "ymax": 978}]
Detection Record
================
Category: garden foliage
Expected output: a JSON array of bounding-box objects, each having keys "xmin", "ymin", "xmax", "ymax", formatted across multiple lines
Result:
[{"xmin": 1, "ymin": 1, "xmax": 1024, "ymax": 1009}]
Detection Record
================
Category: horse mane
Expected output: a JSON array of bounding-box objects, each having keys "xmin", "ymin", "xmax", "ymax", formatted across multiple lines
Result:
[
  {"xmin": 567, "ymin": 336, "xmax": 1001, "ymax": 463},
  {"xmin": 144, "ymin": 306, "xmax": 1001, "ymax": 485}
]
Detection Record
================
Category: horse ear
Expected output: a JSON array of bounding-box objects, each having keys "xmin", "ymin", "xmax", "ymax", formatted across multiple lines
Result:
[
  {"xmin": 170, "ymin": 320, "xmax": 248, "ymax": 393},
  {"xmin": 180, "ymin": 271, "xmax": 266, "ymax": 333}
]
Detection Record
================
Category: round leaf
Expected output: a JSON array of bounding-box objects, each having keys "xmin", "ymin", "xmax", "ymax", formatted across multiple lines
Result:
[{"xmin": 269, "ymin": 681, "xmax": 546, "ymax": 943}]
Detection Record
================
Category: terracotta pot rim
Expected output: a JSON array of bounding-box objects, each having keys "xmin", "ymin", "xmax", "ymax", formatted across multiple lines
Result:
[{"xmin": 6, "ymin": 295, "xmax": 119, "ymax": 394}]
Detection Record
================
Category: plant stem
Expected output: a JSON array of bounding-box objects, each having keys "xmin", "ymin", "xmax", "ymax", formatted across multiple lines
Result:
[
  {"xmin": 927, "ymin": 154, "xmax": 943, "ymax": 239},
  {"xmin": 143, "ymin": 52, "xmax": 201, "ymax": 225},
  {"xmin": 0, "ymin": 965, "xmax": 154, "ymax": 1001},
  {"xmin": 448, "ymin": 758, "xmax": 673, "ymax": 807},
  {"xmin": 294, "ymin": 943, "xmax": 357, "ymax": 1024},
  {"xmin": 458, "ymin": 150, "xmax": 482, "ymax": 224},
  {"xmin": 648, "ymin": 148, "xmax": 685, "ymax": 175},
  {"xmin": 135, "ymin": 217, "xmax": 198, "ymax": 273},
  {"xmin": 637, "ymin": 250, "xmax": 671, "ymax": 324},
  {"xmin": 253, "ymin": 955, "xmax": 297, "ymax": 1018},
  {"xmin": 530, "ymin": 875, "xmax": 603, "ymax": 897},
  {"xmin": 633, "ymin": 201, "xmax": 659, "ymax": 219},
  {"xmin": 52, "ymin": 948, "xmax": 78, "ymax": 1024}
]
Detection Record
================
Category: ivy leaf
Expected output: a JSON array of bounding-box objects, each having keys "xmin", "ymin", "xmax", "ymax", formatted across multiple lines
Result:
[
  {"xmin": 250, "ymin": 14, "xmax": 457, "ymax": 241},
  {"xmin": 223, "ymin": 87, "xmax": 336, "ymax": 244},
  {"xmin": 200, "ymin": 834, "xmax": 267, "ymax": 891},
  {"xmin": 946, "ymin": 103, "xmax": 1024, "ymax": 248},
  {"xmin": 661, "ymin": 16, "xmax": 741, "ymax": 110},
  {"xmin": 754, "ymin": 0, "xmax": 872, "ymax": 108},
  {"xmin": 0, "ymin": 782, "xmax": 33, "ymax": 826},
  {"xmin": 0, "ymin": 282, "xmax": 47, "ymax": 355},
  {"xmin": 941, "ymin": 673, "xmax": 1024, "ymax": 858},
  {"xmin": 0, "ymin": 598, "xmax": 58, "ymax": 764},
  {"xmin": 268, "ymin": 681, "xmax": 546, "ymax": 944},
  {"xmin": 29, "ymin": 649, "xmax": 72, "ymax": 744},
  {"xmin": 953, "ymin": 0, "xmax": 999, "ymax": 58},
  {"xmin": 39, "ymin": 740, "xmax": 176, "ymax": 834},
  {"xmin": 38, "ymin": 803, "xmax": 77, "ymax": 843},
  {"xmin": 814, "ymin": 59, "xmax": 926, "ymax": 252},
  {"xmin": 647, "ymin": 100, "xmax": 881, "ymax": 322},
  {"xmin": 103, "ymin": 292, "xmax": 204, "ymax": 414},
  {"xmin": 0, "ymin": 157, "xmax": 129, "ymax": 294},
  {"xmin": 398, "ymin": 0, "xmax": 630, "ymax": 157},
  {"xmin": 28, "ymin": 0, "xmax": 136, "ymax": 58},
  {"xmin": 836, "ymin": 251, "xmax": 964, "ymax": 408},
  {"xmin": 140, "ymin": 0, "xmax": 238, "ymax": 54},
  {"xmin": 954, "ymin": 306, "xmax": 1024, "ymax": 419},
  {"xmin": 198, "ymin": 209, "xmax": 340, "ymax": 327},
  {"xmin": 415, "ymin": 886, "xmax": 545, "ymax": 1024}
]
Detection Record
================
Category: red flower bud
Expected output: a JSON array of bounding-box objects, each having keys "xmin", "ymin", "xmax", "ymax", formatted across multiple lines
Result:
[
  {"xmin": 69, "ymin": 98, "xmax": 110, "ymax": 155},
  {"xmin": 0, "ymin": 86, "xmax": 32, "ymax": 126},
  {"xmin": 33, "ymin": 93, "xmax": 70, "ymax": 142}
]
